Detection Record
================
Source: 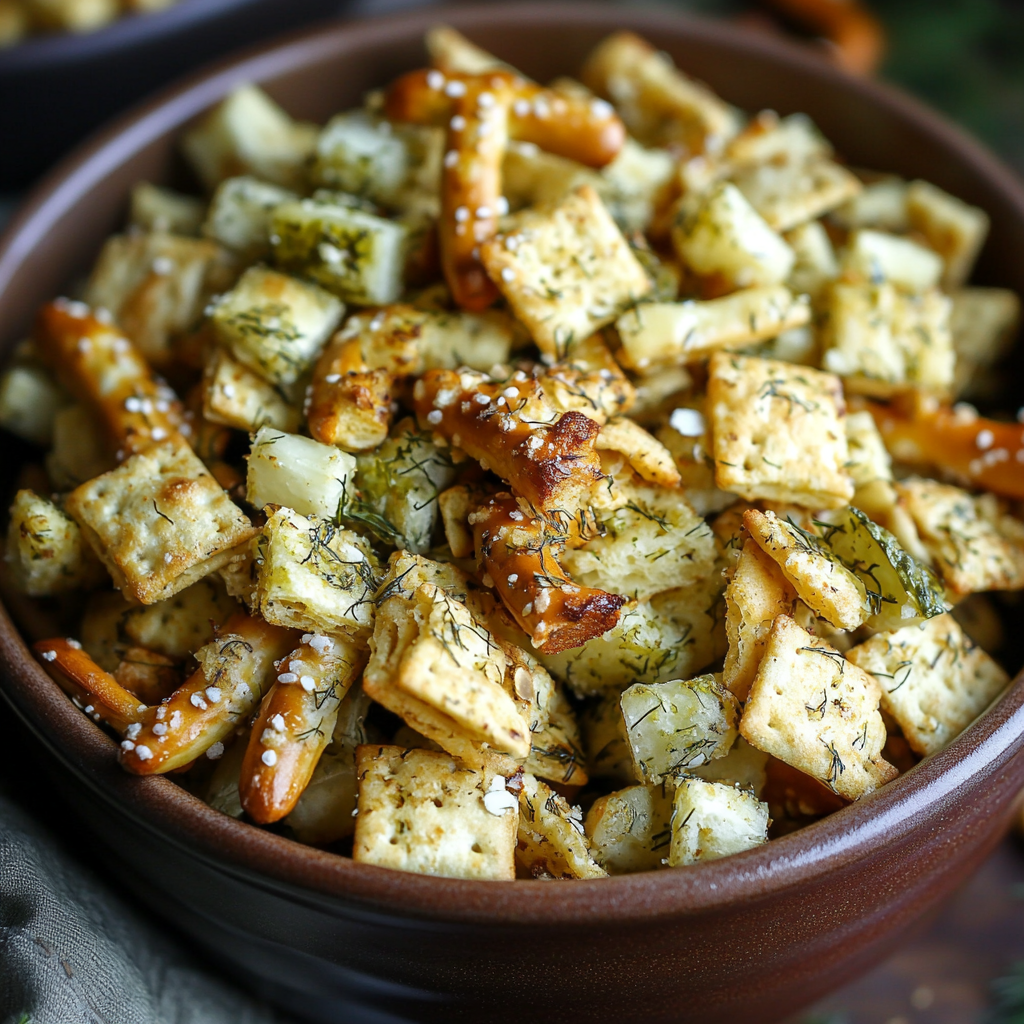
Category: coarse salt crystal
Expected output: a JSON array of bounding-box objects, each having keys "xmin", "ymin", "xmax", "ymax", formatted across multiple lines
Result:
[
  {"xmin": 262, "ymin": 749, "xmax": 278, "ymax": 767},
  {"xmin": 206, "ymin": 742, "xmax": 224, "ymax": 760},
  {"xmin": 482, "ymin": 775, "xmax": 518, "ymax": 816},
  {"xmin": 135, "ymin": 745, "xmax": 153, "ymax": 761},
  {"xmin": 271, "ymin": 714, "xmax": 286, "ymax": 732}
]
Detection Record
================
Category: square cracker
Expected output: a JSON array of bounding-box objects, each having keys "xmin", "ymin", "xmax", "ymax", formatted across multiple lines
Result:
[
  {"xmin": 708, "ymin": 351, "xmax": 854, "ymax": 508},
  {"xmin": 66, "ymin": 437, "xmax": 256, "ymax": 605},
  {"xmin": 846, "ymin": 613, "xmax": 1008, "ymax": 757},
  {"xmin": 895, "ymin": 478, "xmax": 1024, "ymax": 595},
  {"xmin": 480, "ymin": 184, "xmax": 651, "ymax": 360},
  {"xmin": 353, "ymin": 744, "xmax": 516, "ymax": 880},
  {"xmin": 739, "ymin": 615, "xmax": 897, "ymax": 800}
]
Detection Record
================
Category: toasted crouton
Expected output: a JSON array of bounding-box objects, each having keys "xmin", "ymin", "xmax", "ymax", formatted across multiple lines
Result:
[
  {"xmin": 517, "ymin": 773, "xmax": 605, "ymax": 879},
  {"xmin": 739, "ymin": 615, "xmax": 897, "ymax": 800},
  {"xmin": 202, "ymin": 348, "xmax": 300, "ymax": 433},
  {"xmin": 668, "ymin": 778, "xmax": 769, "ymax": 865},
  {"xmin": 585, "ymin": 782, "xmax": 674, "ymax": 873},
  {"xmin": 707, "ymin": 352, "xmax": 854, "ymax": 508},
  {"xmin": 353, "ymin": 744, "xmax": 517, "ymax": 880},
  {"xmin": 839, "ymin": 230, "xmax": 943, "ymax": 293},
  {"xmin": 847, "ymin": 613, "xmax": 1009, "ymax": 756},
  {"xmin": 480, "ymin": 185, "xmax": 652, "ymax": 360},
  {"xmin": 906, "ymin": 179, "xmax": 989, "ymax": 290},
  {"xmin": 65, "ymin": 437, "xmax": 256, "ymax": 605}
]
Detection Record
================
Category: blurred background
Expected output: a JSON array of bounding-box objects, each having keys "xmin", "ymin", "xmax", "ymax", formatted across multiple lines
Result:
[{"xmin": 2, "ymin": 1, "xmax": 1024, "ymax": 1022}]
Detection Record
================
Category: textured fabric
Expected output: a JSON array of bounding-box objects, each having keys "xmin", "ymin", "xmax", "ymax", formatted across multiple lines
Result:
[{"xmin": 0, "ymin": 793, "xmax": 291, "ymax": 1024}]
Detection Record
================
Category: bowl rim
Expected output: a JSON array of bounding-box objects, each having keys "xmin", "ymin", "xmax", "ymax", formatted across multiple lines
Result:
[
  {"xmin": 3, "ymin": 0, "xmax": 1024, "ymax": 928},
  {"xmin": 0, "ymin": 0, "xmax": 327, "ymax": 70}
]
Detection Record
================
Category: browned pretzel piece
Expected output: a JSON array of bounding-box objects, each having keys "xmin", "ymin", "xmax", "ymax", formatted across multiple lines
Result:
[
  {"xmin": 239, "ymin": 635, "xmax": 366, "ymax": 824},
  {"xmin": 34, "ymin": 300, "xmax": 186, "ymax": 460},
  {"xmin": 412, "ymin": 367, "xmax": 604, "ymax": 512},
  {"xmin": 34, "ymin": 638, "xmax": 148, "ymax": 732},
  {"xmin": 471, "ymin": 494, "xmax": 627, "ymax": 654},
  {"xmin": 119, "ymin": 612, "xmax": 298, "ymax": 776},
  {"xmin": 385, "ymin": 68, "xmax": 625, "ymax": 310}
]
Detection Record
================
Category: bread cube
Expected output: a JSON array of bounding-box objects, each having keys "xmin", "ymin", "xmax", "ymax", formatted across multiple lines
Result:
[
  {"xmin": 831, "ymin": 176, "xmax": 909, "ymax": 232},
  {"xmin": 502, "ymin": 141, "xmax": 601, "ymax": 212},
  {"xmin": 839, "ymin": 230, "xmax": 943, "ymax": 293},
  {"xmin": 271, "ymin": 198, "xmax": 406, "ymax": 306},
  {"xmin": 255, "ymin": 506, "xmax": 377, "ymax": 638},
  {"xmin": 821, "ymin": 282, "xmax": 954, "ymax": 397},
  {"xmin": 686, "ymin": 737, "xmax": 769, "ymax": 796},
  {"xmin": 739, "ymin": 615, "xmax": 897, "ymax": 800},
  {"xmin": 621, "ymin": 674, "xmax": 739, "ymax": 784},
  {"xmin": 707, "ymin": 352, "xmax": 854, "ymax": 508},
  {"xmin": 246, "ymin": 426, "xmax": 356, "ymax": 521},
  {"xmin": 130, "ymin": 183, "xmax": 204, "ymax": 236},
  {"xmin": 353, "ymin": 744, "xmax": 516, "ymax": 880},
  {"xmin": 731, "ymin": 158, "xmax": 861, "ymax": 233},
  {"xmin": 847, "ymin": 613, "xmax": 1009, "ymax": 757},
  {"xmin": 6, "ymin": 489, "xmax": 105, "ymax": 597},
  {"xmin": 209, "ymin": 265, "xmax": 342, "ymax": 387},
  {"xmin": 480, "ymin": 185, "xmax": 652, "ymax": 360},
  {"xmin": 725, "ymin": 110, "xmax": 831, "ymax": 168},
  {"xmin": 668, "ymin": 778, "xmax": 769, "ymax": 865},
  {"xmin": 312, "ymin": 111, "xmax": 411, "ymax": 204},
  {"xmin": 0, "ymin": 363, "xmax": 67, "ymax": 446},
  {"xmin": 561, "ymin": 488, "xmax": 716, "ymax": 602},
  {"xmin": 85, "ymin": 232, "xmax": 222, "ymax": 368},
  {"xmin": 723, "ymin": 539, "xmax": 795, "ymax": 700},
  {"xmin": 785, "ymin": 220, "xmax": 839, "ymax": 300},
  {"xmin": 950, "ymin": 287, "xmax": 1020, "ymax": 397},
  {"xmin": 354, "ymin": 419, "xmax": 456, "ymax": 553},
  {"xmin": 65, "ymin": 438, "xmax": 256, "ymax": 605},
  {"xmin": 580, "ymin": 31, "xmax": 738, "ymax": 151},
  {"xmin": 540, "ymin": 576, "xmax": 725, "ymax": 698},
  {"xmin": 896, "ymin": 478, "xmax": 1024, "ymax": 595},
  {"xmin": 585, "ymin": 782, "xmax": 673, "ymax": 874},
  {"xmin": 202, "ymin": 348, "xmax": 300, "ymax": 433},
  {"xmin": 202, "ymin": 176, "xmax": 297, "ymax": 258},
  {"xmin": 616, "ymin": 286, "xmax": 811, "ymax": 370},
  {"xmin": 673, "ymin": 182, "xmax": 794, "ymax": 289},
  {"xmin": 517, "ymin": 773, "xmax": 605, "ymax": 879},
  {"xmin": 906, "ymin": 179, "xmax": 989, "ymax": 289},
  {"xmin": 599, "ymin": 137, "xmax": 676, "ymax": 233},
  {"xmin": 182, "ymin": 84, "xmax": 317, "ymax": 191}
]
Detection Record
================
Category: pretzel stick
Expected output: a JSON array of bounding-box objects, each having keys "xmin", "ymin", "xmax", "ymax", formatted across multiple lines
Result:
[
  {"xmin": 34, "ymin": 300, "xmax": 186, "ymax": 460},
  {"xmin": 471, "ymin": 494, "xmax": 627, "ymax": 654},
  {"xmin": 119, "ymin": 613, "xmax": 298, "ymax": 775},
  {"xmin": 413, "ymin": 368, "xmax": 604, "ymax": 511},
  {"xmin": 238, "ymin": 634, "xmax": 366, "ymax": 824},
  {"xmin": 864, "ymin": 397, "xmax": 1024, "ymax": 501},
  {"xmin": 34, "ymin": 638, "xmax": 148, "ymax": 732}
]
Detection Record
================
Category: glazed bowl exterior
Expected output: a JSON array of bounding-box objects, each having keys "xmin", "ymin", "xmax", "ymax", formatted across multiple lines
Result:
[
  {"xmin": 2, "ymin": 5, "xmax": 1024, "ymax": 1023},
  {"xmin": 0, "ymin": 0, "xmax": 345, "ymax": 190}
]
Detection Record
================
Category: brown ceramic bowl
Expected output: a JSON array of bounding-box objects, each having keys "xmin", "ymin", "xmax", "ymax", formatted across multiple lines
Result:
[{"xmin": 2, "ymin": 5, "xmax": 1024, "ymax": 1023}]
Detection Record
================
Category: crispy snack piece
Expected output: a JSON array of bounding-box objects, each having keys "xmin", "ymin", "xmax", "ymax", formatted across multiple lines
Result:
[
  {"xmin": 34, "ymin": 639, "xmax": 148, "ymax": 733},
  {"xmin": 65, "ymin": 437, "xmax": 257, "ymax": 605},
  {"xmin": 585, "ymin": 782, "xmax": 674, "ymax": 874},
  {"xmin": 365, "ymin": 577, "xmax": 529, "ymax": 769},
  {"xmin": 839, "ymin": 230, "xmax": 942, "ymax": 293},
  {"xmin": 120, "ymin": 613, "xmax": 298, "ymax": 775},
  {"xmin": 723, "ymin": 539, "xmax": 796, "ymax": 700},
  {"xmin": 472, "ymin": 494, "xmax": 627, "ymax": 654},
  {"xmin": 413, "ymin": 368, "xmax": 603, "ymax": 511},
  {"xmin": 708, "ymin": 352, "xmax": 854, "ymax": 508},
  {"xmin": 580, "ymin": 30, "xmax": 738, "ymax": 152},
  {"xmin": 595, "ymin": 418, "xmax": 680, "ymax": 488},
  {"xmin": 620, "ymin": 674, "xmax": 740, "ymax": 784},
  {"xmin": 481, "ymin": 185, "xmax": 651, "ymax": 359},
  {"xmin": 739, "ymin": 615, "xmax": 897, "ymax": 800},
  {"xmin": 517, "ymin": 773, "xmax": 605, "ymax": 879},
  {"xmin": 202, "ymin": 348, "xmax": 300, "ymax": 433},
  {"xmin": 34, "ymin": 300, "xmax": 185, "ymax": 459},
  {"xmin": 906, "ymin": 179, "xmax": 989, "ymax": 290},
  {"xmin": 950, "ymin": 287, "xmax": 1020, "ymax": 398},
  {"xmin": 239, "ymin": 633, "xmax": 366, "ymax": 824},
  {"xmin": 866, "ymin": 398, "xmax": 1024, "ymax": 502},
  {"xmin": 353, "ymin": 744, "xmax": 517, "ymax": 880},
  {"xmin": 615, "ymin": 286, "xmax": 811, "ymax": 371},
  {"xmin": 847, "ymin": 613, "xmax": 1009, "ymax": 757},
  {"xmin": 895, "ymin": 478, "xmax": 1024, "ymax": 595},
  {"xmin": 744, "ymin": 509, "xmax": 867, "ymax": 631},
  {"xmin": 668, "ymin": 778, "xmax": 770, "ymax": 866},
  {"xmin": 112, "ymin": 647, "xmax": 181, "ymax": 706}
]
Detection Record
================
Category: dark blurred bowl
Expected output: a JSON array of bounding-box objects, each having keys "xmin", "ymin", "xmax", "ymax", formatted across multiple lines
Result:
[
  {"xmin": 0, "ymin": 0, "xmax": 347, "ymax": 190},
  {"xmin": 3, "ymin": 4, "xmax": 1024, "ymax": 1024}
]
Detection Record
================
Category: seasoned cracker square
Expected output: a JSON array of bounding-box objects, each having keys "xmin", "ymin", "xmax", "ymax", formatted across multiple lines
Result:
[
  {"xmin": 480, "ymin": 185, "xmax": 651, "ymax": 360},
  {"xmin": 66, "ymin": 437, "xmax": 257, "ymax": 605},
  {"xmin": 517, "ymin": 773, "xmax": 605, "ymax": 879},
  {"xmin": 708, "ymin": 352, "xmax": 854, "ymax": 508},
  {"xmin": 847, "ymin": 613, "xmax": 1008, "ymax": 757},
  {"xmin": 739, "ymin": 615, "xmax": 896, "ymax": 800},
  {"xmin": 895, "ymin": 478, "xmax": 1024, "ymax": 595},
  {"xmin": 353, "ymin": 744, "xmax": 516, "ymax": 880}
]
